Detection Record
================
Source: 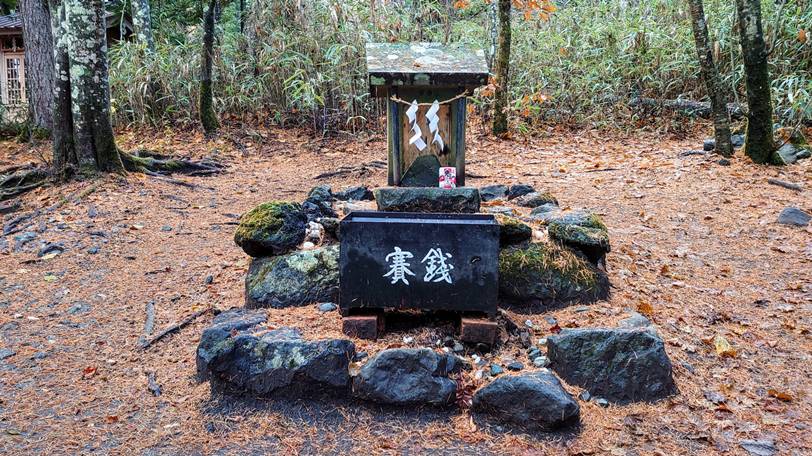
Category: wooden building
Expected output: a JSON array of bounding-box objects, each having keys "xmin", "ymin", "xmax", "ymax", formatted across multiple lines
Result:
[{"xmin": 0, "ymin": 11, "xmax": 132, "ymax": 120}]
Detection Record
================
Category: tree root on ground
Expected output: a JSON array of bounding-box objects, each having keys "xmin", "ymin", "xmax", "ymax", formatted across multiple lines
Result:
[
  {"xmin": 1, "ymin": 167, "xmax": 50, "ymax": 201},
  {"xmin": 121, "ymin": 149, "xmax": 225, "ymax": 176}
]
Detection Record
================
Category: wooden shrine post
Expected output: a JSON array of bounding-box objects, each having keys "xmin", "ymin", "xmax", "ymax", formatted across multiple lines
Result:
[{"xmin": 366, "ymin": 43, "xmax": 489, "ymax": 187}]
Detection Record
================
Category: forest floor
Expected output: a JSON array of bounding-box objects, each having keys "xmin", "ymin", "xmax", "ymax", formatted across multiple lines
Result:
[{"xmin": 0, "ymin": 124, "xmax": 810, "ymax": 455}]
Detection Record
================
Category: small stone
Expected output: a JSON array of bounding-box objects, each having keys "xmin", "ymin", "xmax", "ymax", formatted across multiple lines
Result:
[
  {"xmin": 718, "ymin": 158, "xmax": 731, "ymax": 166},
  {"xmin": 31, "ymin": 351, "xmax": 48, "ymax": 360},
  {"xmin": 739, "ymin": 439, "xmax": 777, "ymax": 456},
  {"xmin": 703, "ymin": 139, "xmax": 715, "ymax": 151},
  {"xmin": 578, "ymin": 390, "xmax": 591, "ymax": 401},
  {"xmin": 403, "ymin": 336, "xmax": 415, "ymax": 344},
  {"xmin": 514, "ymin": 191, "xmax": 558, "ymax": 208},
  {"xmin": 318, "ymin": 302, "xmax": 337, "ymax": 312},
  {"xmin": 507, "ymin": 184, "xmax": 535, "ymax": 200},
  {"xmin": 204, "ymin": 275, "xmax": 214, "ymax": 285},
  {"xmin": 37, "ymin": 242, "xmax": 65, "ymax": 258},
  {"xmin": 506, "ymin": 361, "xmax": 524, "ymax": 371},
  {"xmin": 489, "ymin": 364, "xmax": 503, "ymax": 376},
  {"xmin": 777, "ymin": 207, "xmax": 811, "ymax": 227},
  {"xmin": 595, "ymin": 398, "xmax": 609, "ymax": 407},
  {"xmin": 538, "ymin": 338, "xmax": 547, "ymax": 346},
  {"xmin": 334, "ymin": 185, "xmax": 373, "ymax": 201},
  {"xmin": 775, "ymin": 142, "xmax": 812, "ymax": 165},
  {"xmin": 87, "ymin": 246, "xmax": 100, "ymax": 255},
  {"xmin": 452, "ymin": 342, "xmax": 464, "ymax": 353},
  {"xmin": 160, "ymin": 225, "xmax": 173, "ymax": 232},
  {"xmin": 0, "ymin": 348, "xmax": 15, "ymax": 360},
  {"xmin": 524, "ymin": 319, "xmax": 533, "ymax": 328},
  {"xmin": 730, "ymin": 134, "xmax": 745, "ymax": 148},
  {"xmin": 67, "ymin": 301, "xmax": 91, "ymax": 315},
  {"xmin": 527, "ymin": 347, "xmax": 541, "ymax": 359},
  {"xmin": 479, "ymin": 184, "xmax": 508, "ymax": 201},
  {"xmin": 301, "ymin": 241, "xmax": 316, "ymax": 250},
  {"xmin": 704, "ymin": 390, "xmax": 726, "ymax": 404},
  {"xmin": 533, "ymin": 356, "xmax": 550, "ymax": 368}
]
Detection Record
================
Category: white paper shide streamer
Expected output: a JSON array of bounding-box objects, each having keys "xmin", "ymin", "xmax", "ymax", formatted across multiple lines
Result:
[
  {"xmin": 406, "ymin": 100, "xmax": 427, "ymax": 151},
  {"xmin": 426, "ymin": 100, "xmax": 444, "ymax": 151}
]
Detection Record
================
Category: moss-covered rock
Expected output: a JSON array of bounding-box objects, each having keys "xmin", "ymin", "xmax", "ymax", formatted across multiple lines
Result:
[
  {"xmin": 499, "ymin": 242, "xmax": 609, "ymax": 306},
  {"xmin": 496, "ymin": 215, "xmax": 532, "ymax": 247},
  {"xmin": 536, "ymin": 209, "xmax": 610, "ymax": 267},
  {"xmin": 245, "ymin": 246, "xmax": 339, "ymax": 308},
  {"xmin": 234, "ymin": 201, "xmax": 307, "ymax": 257},
  {"xmin": 514, "ymin": 191, "xmax": 558, "ymax": 208}
]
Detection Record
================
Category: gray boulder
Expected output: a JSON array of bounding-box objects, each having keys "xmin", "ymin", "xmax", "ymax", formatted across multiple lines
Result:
[
  {"xmin": 472, "ymin": 371, "xmax": 580, "ymax": 429},
  {"xmin": 774, "ymin": 143, "xmax": 811, "ymax": 165},
  {"xmin": 197, "ymin": 309, "xmax": 355, "ymax": 395},
  {"xmin": 233, "ymin": 201, "xmax": 307, "ymax": 257},
  {"xmin": 334, "ymin": 185, "xmax": 373, "ymax": 201},
  {"xmin": 245, "ymin": 246, "xmax": 339, "ymax": 308},
  {"xmin": 479, "ymin": 184, "xmax": 508, "ymax": 201},
  {"xmin": 547, "ymin": 328, "xmax": 677, "ymax": 403},
  {"xmin": 401, "ymin": 155, "xmax": 441, "ymax": 187},
  {"xmin": 499, "ymin": 243, "xmax": 610, "ymax": 306},
  {"xmin": 353, "ymin": 348, "xmax": 463, "ymax": 405},
  {"xmin": 507, "ymin": 184, "xmax": 535, "ymax": 200},
  {"xmin": 777, "ymin": 207, "xmax": 811, "ymax": 227},
  {"xmin": 374, "ymin": 187, "xmax": 480, "ymax": 213},
  {"xmin": 514, "ymin": 191, "xmax": 558, "ymax": 208},
  {"xmin": 303, "ymin": 185, "xmax": 337, "ymax": 222}
]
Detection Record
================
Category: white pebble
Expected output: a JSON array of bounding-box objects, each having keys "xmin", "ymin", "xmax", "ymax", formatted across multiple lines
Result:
[{"xmin": 302, "ymin": 241, "xmax": 315, "ymax": 250}]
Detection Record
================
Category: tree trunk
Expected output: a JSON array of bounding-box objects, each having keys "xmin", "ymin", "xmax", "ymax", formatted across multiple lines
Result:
[
  {"xmin": 50, "ymin": 0, "xmax": 123, "ymax": 173},
  {"xmin": 200, "ymin": 0, "xmax": 219, "ymax": 136},
  {"xmin": 20, "ymin": 0, "xmax": 54, "ymax": 133},
  {"xmin": 688, "ymin": 0, "xmax": 732, "ymax": 157},
  {"xmin": 131, "ymin": 0, "xmax": 156, "ymax": 53},
  {"xmin": 734, "ymin": 0, "xmax": 775, "ymax": 164},
  {"xmin": 49, "ymin": 0, "xmax": 75, "ymax": 174},
  {"xmin": 131, "ymin": 0, "xmax": 164, "ymax": 117},
  {"xmin": 492, "ymin": 0, "xmax": 511, "ymax": 136}
]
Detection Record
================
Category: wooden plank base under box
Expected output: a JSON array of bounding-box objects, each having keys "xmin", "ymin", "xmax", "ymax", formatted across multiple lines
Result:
[
  {"xmin": 460, "ymin": 317, "xmax": 498, "ymax": 345},
  {"xmin": 342, "ymin": 315, "xmax": 384, "ymax": 340}
]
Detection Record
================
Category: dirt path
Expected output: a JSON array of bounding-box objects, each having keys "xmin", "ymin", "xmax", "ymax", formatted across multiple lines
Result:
[{"xmin": 0, "ymin": 127, "xmax": 810, "ymax": 454}]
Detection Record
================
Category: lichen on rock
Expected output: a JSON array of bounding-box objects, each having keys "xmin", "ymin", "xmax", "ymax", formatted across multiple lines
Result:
[
  {"xmin": 233, "ymin": 201, "xmax": 307, "ymax": 257},
  {"xmin": 245, "ymin": 246, "xmax": 339, "ymax": 308}
]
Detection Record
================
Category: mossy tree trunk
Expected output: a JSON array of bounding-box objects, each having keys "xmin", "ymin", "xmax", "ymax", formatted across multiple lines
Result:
[
  {"xmin": 20, "ymin": 0, "xmax": 55, "ymax": 134},
  {"xmin": 492, "ymin": 0, "xmax": 511, "ymax": 136},
  {"xmin": 734, "ymin": 0, "xmax": 776, "ymax": 164},
  {"xmin": 49, "ymin": 0, "xmax": 123, "ymax": 174},
  {"xmin": 200, "ymin": 0, "xmax": 219, "ymax": 136},
  {"xmin": 49, "ymin": 0, "xmax": 75, "ymax": 175},
  {"xmin": 131, "ymin": 0, "xmax": 156, "ymax": 53},
  {"xmin": 688, "ymin": 0, "xmax": 732, "ymax": 157}
]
